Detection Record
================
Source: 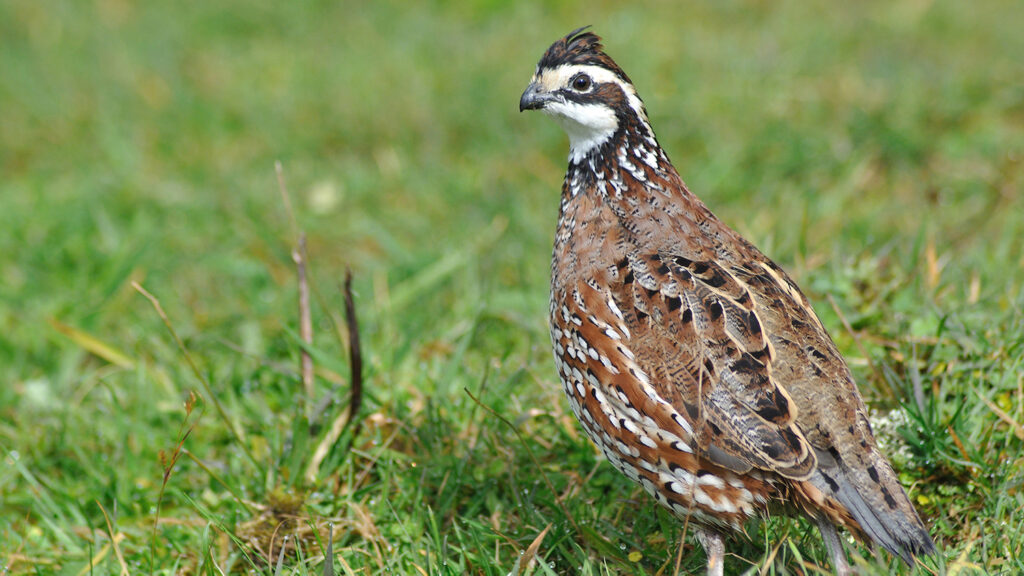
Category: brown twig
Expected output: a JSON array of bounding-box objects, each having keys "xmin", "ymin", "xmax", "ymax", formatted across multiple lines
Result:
[
  {"xmin": 674, "ymin": 528, "xmax": 687, "ymax": 576},
  {"xmin": 276, "ymin": 161, "xmax": 298, "ymax": 239},
  {"xmin": 148, "ymin": 391, "xmax": 199, "ymax": 574},
  {"xmin": 293, "ymin": 234, "xmax": 315, "ymax": 421},
  {"xmin": 305, "ymin": 269, "xmax": 365, "ymax": 481},
  {"xmin": 276, "ymin": 161, "xmax": 316, "ymax": 422},
  {"xmin": 343, "ymin": 269, "xmax": 363, "ymax": 430}
]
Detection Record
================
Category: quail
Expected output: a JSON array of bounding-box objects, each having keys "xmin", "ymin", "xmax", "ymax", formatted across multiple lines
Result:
[{"xmin": 519, "ymin": 28, "xmax": 935, "ymax": 575}]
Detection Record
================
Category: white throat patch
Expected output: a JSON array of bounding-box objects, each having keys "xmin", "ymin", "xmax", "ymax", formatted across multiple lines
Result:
[{"xmin": 543, "ymin": 101, "xmax": 618, "ymax": 163}]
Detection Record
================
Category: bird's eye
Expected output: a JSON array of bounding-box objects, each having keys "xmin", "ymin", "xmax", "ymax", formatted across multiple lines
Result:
[{"xmin": 571, "ymin": 74, "xmax": 592, "ymax": 92}]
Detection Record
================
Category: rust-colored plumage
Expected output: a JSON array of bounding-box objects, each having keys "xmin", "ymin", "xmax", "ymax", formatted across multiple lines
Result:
[{"xmin": 520, "ymin": 28, "xmax": 934, "ymax": 575}]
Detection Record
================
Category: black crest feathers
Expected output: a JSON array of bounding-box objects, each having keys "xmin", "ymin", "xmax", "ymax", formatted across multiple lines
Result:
[{"xmin": 537, "ymin": 26, "xmax": 632, "ymax": 84}]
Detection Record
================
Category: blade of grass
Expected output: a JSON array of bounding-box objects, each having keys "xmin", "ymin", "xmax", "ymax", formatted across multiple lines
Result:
[
  {"xmin": 178, "ymin": 492, "xmax": 263, "ymax": 572},
  {"xmin": 96, "ymin": 500, "xmax": 129, "ymax": 576},
  {"xmin": 132, "ymin": 281, "xmax": 261, "ymax": 471},
  {"xmin": 3, "ymin": 447, "xmax": 80, "ymax": 551},
  {"xmin": 75, "ymin": 533, "xmax": 124, "ymax": 576},
  {"xmin": 48, "ymin": 319, "xmax": 136, "ymax": 369},
  {"xmin": 516, "ymin": 523, "xmax": 552, "ymax": 576},
  {"xmin": 463, "ymin": 387, "xmax": 581, "ymax": 536},
  {"xmin": 975, "ymin": 390, "xmax": 1024, "ymax": 440},
  {"xmin": 323, "ymin": 522, "xmax": 334, "ymax": 576},
  {"xmin": 182, "ymin": 449, "xmax": 254, "ymax": 514}
]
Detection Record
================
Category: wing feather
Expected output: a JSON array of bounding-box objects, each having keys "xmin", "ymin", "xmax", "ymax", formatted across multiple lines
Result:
[{"xmin": 577, "ymin": 252, "xmax": 817, "ymax": 480}]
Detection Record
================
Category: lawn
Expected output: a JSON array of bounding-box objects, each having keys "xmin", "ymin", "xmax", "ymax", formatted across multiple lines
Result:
[{"xmin": 2, "ymin": 0, "xmax": 1023, "ymax": 574}]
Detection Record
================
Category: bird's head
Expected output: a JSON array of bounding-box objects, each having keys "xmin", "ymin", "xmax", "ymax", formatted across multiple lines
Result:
[{"xmin": 520, "ymin": 27, "xmax": 650, "ymax": 163}]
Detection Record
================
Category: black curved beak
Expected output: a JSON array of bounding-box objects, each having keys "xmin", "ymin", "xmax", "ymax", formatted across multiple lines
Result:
[{"xmin": 519, "ymin": 82, "xmax": 553, "ymax": 112}]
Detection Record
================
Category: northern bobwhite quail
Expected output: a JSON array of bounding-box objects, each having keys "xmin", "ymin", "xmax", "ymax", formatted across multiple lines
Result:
[{"xmin": 519, "ymin": 28, "xmax": 935, "ymax": 575}]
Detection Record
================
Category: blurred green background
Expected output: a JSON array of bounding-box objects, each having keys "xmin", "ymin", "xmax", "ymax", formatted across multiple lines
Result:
[{"xmin": 2, "ymin": 0, "xmax": 1023, "ymax": 574}]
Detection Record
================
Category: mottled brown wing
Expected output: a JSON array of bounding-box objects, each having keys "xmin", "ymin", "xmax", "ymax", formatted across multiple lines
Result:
[{"xmin": 572, "ymin": 251, "xmax": 817, "ymax": 481}]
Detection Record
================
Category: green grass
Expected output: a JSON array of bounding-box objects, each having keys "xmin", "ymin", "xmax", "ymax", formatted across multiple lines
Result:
[{"xmin": 2, "ymin": 0, "xmax": 1023, "ymax": 573}]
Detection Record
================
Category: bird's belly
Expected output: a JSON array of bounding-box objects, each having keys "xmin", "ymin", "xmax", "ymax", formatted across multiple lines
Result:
[{"xmin": 549, "ymin": 310, "xmax": 772, "ymax": 531}]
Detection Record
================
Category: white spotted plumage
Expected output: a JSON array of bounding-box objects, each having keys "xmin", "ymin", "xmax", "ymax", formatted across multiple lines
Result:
[{"xmin": 524, "ymin": 28, "xmax": 935, "ymax": 575}]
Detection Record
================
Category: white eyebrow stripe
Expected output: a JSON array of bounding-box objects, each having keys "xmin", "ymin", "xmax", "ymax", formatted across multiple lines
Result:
[{"xmin": 535, "ymin": 64, "xmax": 648, "ymax": 124}]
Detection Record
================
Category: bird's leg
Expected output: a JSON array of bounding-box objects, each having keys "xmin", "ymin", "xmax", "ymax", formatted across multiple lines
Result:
[
  {"xmin": 696, "ymin": 528, "xmax": 725, "ymax": 576},
  {"xmin": 815, "ymin": 517, "xmax": 852, "ymax": 576}
]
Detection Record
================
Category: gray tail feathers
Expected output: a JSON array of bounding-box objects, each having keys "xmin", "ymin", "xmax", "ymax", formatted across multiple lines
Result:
[{"xmin": 812, "ymin": 449, "xmax": 936, "ymax": 564}]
